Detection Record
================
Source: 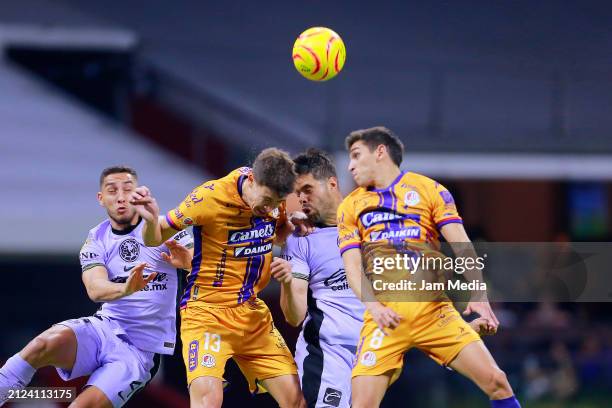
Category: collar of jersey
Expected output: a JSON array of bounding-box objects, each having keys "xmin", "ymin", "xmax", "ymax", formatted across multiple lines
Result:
[
  {"xmin": 111, "ymin": 217, "xmax": 142, "ymax": 236},
  {"xmin": 367, "ymin": 170, "xmax": 406, "ymax": 192}
]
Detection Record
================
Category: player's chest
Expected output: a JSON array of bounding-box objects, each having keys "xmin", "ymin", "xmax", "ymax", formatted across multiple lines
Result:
[
  {"xmin": 209, "ymin": 211, "xmax": 276, "ymax": 246},
  {"xmin": 356, "ymin": 190, "xmax": 429, "ymax": 227}
]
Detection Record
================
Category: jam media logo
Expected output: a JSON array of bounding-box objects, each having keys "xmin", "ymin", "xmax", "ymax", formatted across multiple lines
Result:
[
  {"xmin": 227, "ymin": 221, "xmax": 275, "ymax": 245},
  {"xmin": 323, "ymin": 388, "xmax": 343, "ymax": 407},
  {"xmin": 188, "ymin": 340, "xmax": 198, "ymax": 372},
  {"xmin": 234, "ymin": 242, "xmax": 273, "ymax": 258},
  {"xmin": 360, "ymin": 210, "xmax": 405, "ymax": 228},
  {"xmin": 119, "ymin": 238, "xmax": 140, "ymax": 262}
]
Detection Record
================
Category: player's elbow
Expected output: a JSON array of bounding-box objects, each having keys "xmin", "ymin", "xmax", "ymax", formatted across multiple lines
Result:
[
  {"xmin": 86, "ymin": 289, "xmax": 103, "ymax": 303},
  {"xmin": 285, "ymin": 315, "xmax": 304, "ymax": 327},
  {"xmin": 284, "ymin": 308, "xmax": 306, "ymax": 327}
]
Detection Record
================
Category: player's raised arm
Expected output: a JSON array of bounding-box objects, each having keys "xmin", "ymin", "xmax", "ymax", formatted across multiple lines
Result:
[
  {"xmin": 274, "ymin": 236, "xmax": 311, "ymax": 326},
  {"xmin": 272, "ymin": 256, "xmax": 308, "ymax": 327},
  {"xmin": 440, "ymin": 222, "xmax": 500, "ymax": 330},
  {"xmin": 129, "ymin": 186, "xmax": 175, "ymax": 246},
  {"xmin": 338, "ymin": 200, "xmax": 401, "ymax": 334},
  {"xmin": 82, "ymin": 263, "xmax": 157, "ymax": 302}
]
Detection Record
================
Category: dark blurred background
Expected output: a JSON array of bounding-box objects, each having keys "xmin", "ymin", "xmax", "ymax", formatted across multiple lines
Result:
[{"xmin": 1, "ymin": 1, "xmax": 612, "ymax": 407}]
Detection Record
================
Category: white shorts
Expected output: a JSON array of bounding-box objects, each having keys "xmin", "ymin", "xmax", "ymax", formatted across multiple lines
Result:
[{"xmin": 55, "ymin": 315, "xmax": 159, "ymax": 408}]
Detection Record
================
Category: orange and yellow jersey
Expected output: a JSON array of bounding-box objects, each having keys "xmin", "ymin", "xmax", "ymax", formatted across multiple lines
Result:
[
  {"xmin": 337, "ymin": 171, "xmax": 462, "ymax": 255},
  {"xmin": 166, "ymin": 167, "xmax": 285, "ymax": 308}
]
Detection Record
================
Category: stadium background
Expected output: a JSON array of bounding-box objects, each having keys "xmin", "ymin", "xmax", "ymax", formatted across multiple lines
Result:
[{"xmin": 1, "ymin": 1, "xmax": 611, "ymax": 406}]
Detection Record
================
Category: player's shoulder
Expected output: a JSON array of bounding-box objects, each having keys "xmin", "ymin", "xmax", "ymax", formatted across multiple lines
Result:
[
  {"xmin": 87, "ymin": 219, "xmax": 111, "ymax": 242},
  {"xmin": 225, "ymin": 167, "xmax": 251, "ymax": 183},
  {"xmin": 204, "ymin": 167, "xmax": 251, "ymax": 196},
  {"xmin": 403, "ymin": 171, "xmax": 444, "ymax": 192},
  {"xmin": 403, "ymin": 171, "xmax": 437, "ymax": 184},
  {"xmin": 340, "ymin": 187, "xmax": 368, "ymax": 207}
]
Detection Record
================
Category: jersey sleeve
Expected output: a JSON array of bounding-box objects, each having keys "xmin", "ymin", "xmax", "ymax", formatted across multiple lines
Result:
[
  {"xmin": 79, "ymin": 233, "xmax": 105, "ymax": 272},
  {"xmin": 428, "ymin": 180, "xmax": 463, "ymax": 229},
  {"xmin": 170, "ymin": 229, "xmax": 195, "ymax": 249},
  {"xmin": 337, "ymin": 198, "xmax": 362, "ymax": 255},
  {"xmin": 165, "ymin": 182, "xmax": 215, "ymax": 230},
  {"xmin": 281, "ymin": 235, "xmax": 310, "ymax": 281}
]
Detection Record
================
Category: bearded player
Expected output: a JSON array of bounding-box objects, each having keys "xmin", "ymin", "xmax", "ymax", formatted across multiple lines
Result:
[
  {"xmin": 338, "ymin": 127, "xmax": 521, "ymax": 408},
  {"xmin": 130, "ymin": 148, "xmax": 305, "ymax": 408},
  {"xmin": 0, "ymin": 166, "xmax": 193, "ymax": 408},
  {"xmin": 272, "ymin": 149, "xmax": 497, "ymax": 408}
]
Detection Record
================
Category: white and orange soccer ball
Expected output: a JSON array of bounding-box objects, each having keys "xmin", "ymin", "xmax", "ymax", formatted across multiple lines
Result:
[{"xmin": 292, "ymin": 27, "xmax": 346, "ymax": 81}]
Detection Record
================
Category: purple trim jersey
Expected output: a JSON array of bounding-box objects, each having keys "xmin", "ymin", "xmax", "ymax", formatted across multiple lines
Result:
[
  {"xmin": 282, "ymin": 227, "xmax": 365, "ymax": 345},
  {"xmin": 79, "ymin": 219, "xmax": 193, "ymax": 354}
]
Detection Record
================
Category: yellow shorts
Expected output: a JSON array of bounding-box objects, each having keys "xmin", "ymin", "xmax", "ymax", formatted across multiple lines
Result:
[
  {"xmin": 180, "ymin": 297, "xmax": 297, "ymax": 393},
  {"xmin": 352, "ymin": 301, "xmax": 481, "ymax": 384}
]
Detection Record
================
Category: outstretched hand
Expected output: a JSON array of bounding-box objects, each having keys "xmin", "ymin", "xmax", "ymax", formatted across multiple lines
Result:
[
  {"xmin": 123, "ymin": 263, "xmax": 157, "ymax": 296},
  {"xmin": 162, "ymin": 240, "xmax": 193, "ymax": 269}
]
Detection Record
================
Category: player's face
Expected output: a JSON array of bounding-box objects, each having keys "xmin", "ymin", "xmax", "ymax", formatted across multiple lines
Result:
[
  {"xmin": 348, "ymin": 141, "xmax": 378, "ymax": 187},
  {"xmin": 249, "ymin": 182, "xmax": 284, "ymax": 217},
  {"xmin": 98, "ymin": 173, "xmax": 138, "ymax": 225},
  {"xmin": 295, "ymin": 173, "xmax": 335, "ymax": 223}
]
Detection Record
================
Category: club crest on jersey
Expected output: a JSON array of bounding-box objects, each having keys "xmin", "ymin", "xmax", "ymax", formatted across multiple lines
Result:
[
  {"xmin": 360, "ymin": 210, "xmax": 405, "ymax": 228},
  {"xmin": 119, "ymin": 238, "xmax": 140, "ymax": 262},
  {"xmin": 404, "ymin": 190, "xmax": 420, "ymax": 207},
  {"xmin": 234, "ymin": 242, "xmax": 273, "ymax": 258},
  {"xmin": 228, "ymin": 221, "xmax": 275, "ymax": 245}
]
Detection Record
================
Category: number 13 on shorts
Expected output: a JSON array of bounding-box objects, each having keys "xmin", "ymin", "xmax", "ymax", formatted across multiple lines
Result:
[
  {"xmin": 203, "ymin": 332, "xmax": 221, "ymax": 352},
  {"xmin": 188, "ymin": 332, "xmax": 221, "ymax": 372}
]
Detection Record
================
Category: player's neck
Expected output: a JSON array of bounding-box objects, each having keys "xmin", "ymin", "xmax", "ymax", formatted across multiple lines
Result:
[
  {"xmin": 372, "ymin": 166, "xmax": 401, "ymax": 190},
  {"xmin": 110, "ymin": 214, "xmax": 141, "ymax": 232}
]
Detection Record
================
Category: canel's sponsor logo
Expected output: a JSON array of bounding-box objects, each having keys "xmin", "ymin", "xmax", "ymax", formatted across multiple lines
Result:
[
  {"xmin": 360, "ymin": 210, "xmax": 405, "ymax": 228},
  {"xmin": 234, "ymin": 242, "xmax": 273, "ymax": 258},
  {"xmin": 228, "ymin": 221, "xmax": 275, "ymax": 244}
]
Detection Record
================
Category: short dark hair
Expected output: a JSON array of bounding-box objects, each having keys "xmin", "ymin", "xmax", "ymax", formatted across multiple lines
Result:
[
  {"xmin": 293, "ymin": 148, "xmax": 337, "ymax": 180},
  {"xmin": 345, "ymin": 126, "xmax": 404, "ymax": 166},
  {"xmin": 252, "ymin": 148, "xmax": 296, "ymax": 198},
  {"xmin": 99, "ymin": 165, "xmax": 138, "ymax": 186}
]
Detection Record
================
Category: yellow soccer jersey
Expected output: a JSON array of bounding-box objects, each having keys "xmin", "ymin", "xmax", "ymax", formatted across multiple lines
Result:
[
  {"xmin": 166, "ymin": 167, "xmax": 284, "ymax": 307},
  {"xmin": 337, "ymin": 171, "xmax": 462, "ymax": 255}
]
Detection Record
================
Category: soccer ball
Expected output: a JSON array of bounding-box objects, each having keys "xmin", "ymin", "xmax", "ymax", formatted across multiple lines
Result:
[{"xmin": 292, "ymin": 27, "xmax": 346, "ymax": 81}]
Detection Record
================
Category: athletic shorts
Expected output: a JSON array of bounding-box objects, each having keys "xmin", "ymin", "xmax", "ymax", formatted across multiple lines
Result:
[
  {"xmin": 180, "ymin": 297, "xmax": 297, "ymax": 393},
  {"xmin": 352, "ymin": 301, "xmax": 481, "ymax": 384},
  {"xmin": 295, "ymin": 334, "xmax": 355, "ymax": 408},
  {"xmin": 55, "ymin": 315, "xmax": 159, "ymax": 408}
]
